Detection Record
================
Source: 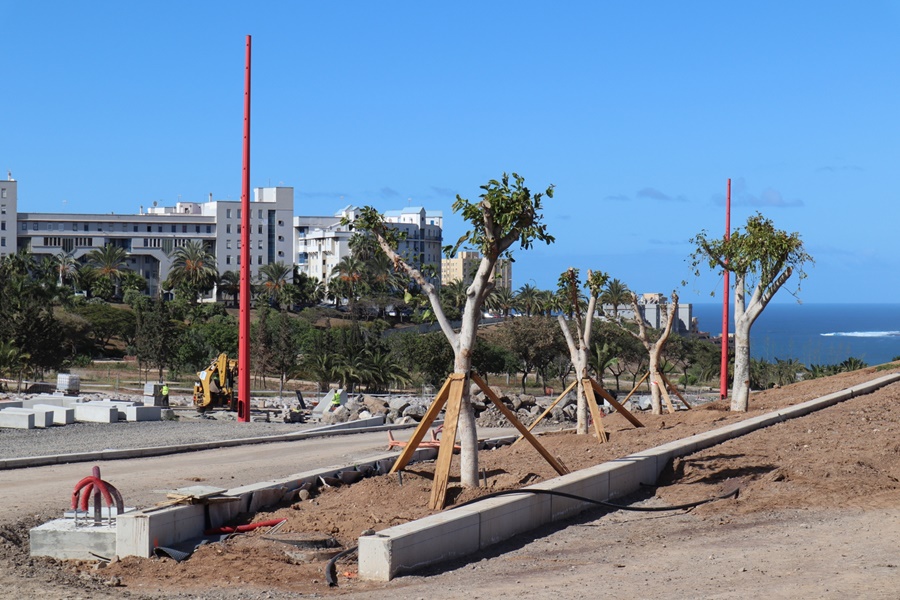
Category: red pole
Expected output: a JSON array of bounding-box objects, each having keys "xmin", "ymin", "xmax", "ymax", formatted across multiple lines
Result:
[
  {"xmin": 719, "ymin": 178, "xmax": 731, "ymax": 401},
  {"xmin": 238, "ymin": 35, "xmax": 252, "ymax": 423}
]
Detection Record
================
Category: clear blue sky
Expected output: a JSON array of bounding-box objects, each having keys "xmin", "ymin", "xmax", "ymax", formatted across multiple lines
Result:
[{"xmin": 3, "ymin": 2, "xmax": 899, "ymax": 304}]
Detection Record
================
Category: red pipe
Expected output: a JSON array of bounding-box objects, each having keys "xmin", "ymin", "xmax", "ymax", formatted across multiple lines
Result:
[{"xmin": 205, "ymin": 518, "xmax": 285, "ymax": 535}]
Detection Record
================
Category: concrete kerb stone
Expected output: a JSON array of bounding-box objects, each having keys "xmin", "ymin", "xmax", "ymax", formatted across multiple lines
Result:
[
  {"xmin": 3, "ymin": 407, "xmax": 54, "ymax": 428},
  {"xmin": 357, "ymin": 373, "xmax": 900, "ymax": 581},
  {"xmin": 0, "ymin": 410, "xmax": 35, "ymax": 430},
  {"xmin": 32, "ymin": 404, "xmax": 76, "ymax": 425}
]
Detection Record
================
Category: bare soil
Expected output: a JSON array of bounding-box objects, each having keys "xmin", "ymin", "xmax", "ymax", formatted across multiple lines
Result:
[{"xmin": 3, "ymin": 366, "xmax": 900, "ymax": 599}]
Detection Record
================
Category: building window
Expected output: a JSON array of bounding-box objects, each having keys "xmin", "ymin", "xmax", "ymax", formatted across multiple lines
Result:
[
  {"xmin": 258, "ymin": 209, "xmax": 262, "ymax": 219},
  {"xmin": 206, "ymin": 225, "xmax": 211, "ymax": 234},
  {"xmin": 226, "ymin": 224, "xmax": 231, "ymax": 234},
  {"xmin": 257, "ymin": 224, "xmax": 262, "ymax": 234},
  {"xmin": 226, "ymin": 240, "xmax": 232, "ymax": 249},
  {"xmin": 257, "ymin": 255, "xmax": 262, "ymax": 265},
  {"xmin": 133, "ymin": 225, "xmax": 138, "ymax": 232},
  {"xmin": 32, "ymin": 222, "xmax": 38, "ymax": 230},
  {"xmin": 226, "ymin": 209, "xmax": 232, "ymax": 219},
  {"xmin": 182, "ymin": 225, "xmax": 187, "ymax": 233},
  {"xmin": 157, "ymin": 225, "xmax": 162, "ymax": 233},
  {"xmin": 278, "ymin": 220, "xmax": 284, "ymax": 227},
  {"xmin": 237, "ymin": 224, "xmax": 241, "ymax": 234},
  {"xmin": 1, "ymin": 237, "xmax": 5, "ymax": 247},
  {"xmin": 226, "ymin": 255, "xmax": 231, "ymax": 265},
  {"xmin": 21, "ymin": 223, "xmax": 26, "ymax": 231},
  {"xmin": 237, "ymin": 209, "xmax": 241, "ymax": 219},
  {"xmin": 0, "ymin": 222, "xmax": 4, "ymax": 231},
  {"xmin": 171, "ymin": 225, "xmax": 176, "ymax": 233},
  {"xmin": 257, "ymin": 240, "xmax": 262, "ymax": 250},
  {"xmin": 0, "ymin": 204, "xmax": 5, "ymax": 214},
  {"xmin": 1, "ymin": 189, "xmax": 6, "ymax": 199}
]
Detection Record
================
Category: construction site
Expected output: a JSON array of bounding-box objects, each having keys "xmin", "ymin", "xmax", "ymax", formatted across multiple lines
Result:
[{"xmin": 2, "ymin": 363, "xmax": 900, "ymax": 599}]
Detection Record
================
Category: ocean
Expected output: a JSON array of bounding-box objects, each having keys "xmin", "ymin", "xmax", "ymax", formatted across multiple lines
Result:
[{"xmin": 691, "ymin": 303, "xmax": 900, "ymax": 367}]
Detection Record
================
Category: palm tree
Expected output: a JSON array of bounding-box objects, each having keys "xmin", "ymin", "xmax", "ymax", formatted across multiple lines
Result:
[
  {"xmin": 600, "ymin": 278, "xmax": 631, "ymax": 320},
  {"xmin": 331, "ymin": 255, "xmax": 366, "ymax": 308},
  {"xmin": 166, "ymin": 241, "xmax": 218, "ymax": 303},
  {"xmin": 87, "ymin": 244, "xmax": 128, "ymax": 298},
  {"xmin": 441, "ymin": 279, "xmax": 468, "ymax": 313},
  {"xmin": 218, "ymin": 270, "xmax": 240, "ymax": 307},
  {"xmin": 258, "ymin": 261, "xmax": 294, "ymax": 309},
  {"xmin": 54, "ymin": 251, "xmax": 79, "ymax": 289},
  {"xmin": 485, "ymin": 286, "xmax": 516, "ymax": 317},
  {"xmin": 515, "ymin": 283, "xmax": 539, "ymax": 316}
]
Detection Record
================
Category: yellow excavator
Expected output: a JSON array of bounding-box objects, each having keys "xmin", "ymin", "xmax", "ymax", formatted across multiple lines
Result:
[{"xmin": 193, "ymin": 353, "xmax": 239, "ymax": 412}]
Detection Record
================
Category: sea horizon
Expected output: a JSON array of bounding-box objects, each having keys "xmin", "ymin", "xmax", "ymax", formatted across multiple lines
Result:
[{"xmin": 690, "ymin": 302, "xmax": 900, "ymax": 367}]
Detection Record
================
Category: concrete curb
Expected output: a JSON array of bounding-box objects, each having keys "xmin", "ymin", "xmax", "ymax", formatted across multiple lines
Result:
[
  {"xmin": 0, "ymin": 416, "xmax": 426, "ymax": 470},
  {"xmin": 357, "ymin": 372, "xmax": 900, "ymax": 580}
]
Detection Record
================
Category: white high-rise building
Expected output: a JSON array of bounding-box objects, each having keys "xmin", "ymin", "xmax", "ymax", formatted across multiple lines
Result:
[{"xmin": 0, "ymin": 173, "xmax": 16, "ymax": 259}]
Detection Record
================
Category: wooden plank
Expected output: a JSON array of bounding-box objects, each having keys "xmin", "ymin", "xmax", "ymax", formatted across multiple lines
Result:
[
  {"xmin": 511, "ymin": 378, "xmax": 578, "ymax": 447},
  {"xmin": 589, "ymin": 378, "xmax": 645, "ymax": 428},
  {"xmin": 428, "ymin": 376, "xmax": 466, "ymax": 510},
  {"xmin": 660, "ymin": 372, "xmax": 692, "ymax": 409},
  {"xmin": 472, "ymin": 373, "xmax": 569, "ymax": 476},
  {"xmin": 390, "ymin": 375, "xmax": 455, "ymax": 474},
  {"xmin": 619, "ymin": 371, "xmax": 650, "ymax": 407},
  {"xmin": 582, "ymin": 379, "xmax": 608, "ymax": 443}
]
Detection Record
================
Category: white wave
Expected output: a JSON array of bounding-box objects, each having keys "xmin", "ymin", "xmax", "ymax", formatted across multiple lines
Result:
[{"xmin": 821, "ymin": 331, "xmax": 900, "ymax": 338}]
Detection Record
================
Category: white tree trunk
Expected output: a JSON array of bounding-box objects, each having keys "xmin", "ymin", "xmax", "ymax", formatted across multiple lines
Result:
[{"xmin": 731, "ymin": 319, "xmax": 753, "ymax": 411}]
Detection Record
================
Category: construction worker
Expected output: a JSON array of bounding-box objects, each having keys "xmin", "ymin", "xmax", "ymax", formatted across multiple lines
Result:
[
  {"xmin": 330, "ymin": 390, "xmax": 342, "ymax": 411},
  {"xmin": 161, "ymin": 383, "xmax": 170, "ymax": 408}
]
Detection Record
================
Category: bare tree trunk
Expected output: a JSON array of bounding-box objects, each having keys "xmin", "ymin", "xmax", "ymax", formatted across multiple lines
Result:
[{"xmin": 731, "ymin": 319, "xmax": 752, "ymax": 410}]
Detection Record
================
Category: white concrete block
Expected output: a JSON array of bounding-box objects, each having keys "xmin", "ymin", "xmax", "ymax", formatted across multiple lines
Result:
[
  {"xmin": 123, "ymin": 406, "xmax": 161, "ymax": 422},
  {"xmin": 74, "ymin": 404, "xmax": 118, "ymax": 423},
  {"xmin": 471, "ymin": 492, "xmax": 551, "ymax": 547},
  {"xmin": 31, "ymin": 519, "xmax": 116, "ymax": 560},
  {"xmin": 0, "ymin": 410, "xmax": 34, "ymax": 429},
  {"xmin": 116, "ymin": 504, "xmax": 206, "ymax": 558},
  {"xmin": 33, "ymin": 404, "xmax": 76, "ymax": 425},
  {"xmin": 0, "ymin": 400, "xmax": 23, "ymax": 409},
  {"xmin": 358, "ymin": 509, "xmax": 480, "ymax": 581},
  {"xmin": 3, "ymin": 407, "xmax": 53, "ymax": 428}
]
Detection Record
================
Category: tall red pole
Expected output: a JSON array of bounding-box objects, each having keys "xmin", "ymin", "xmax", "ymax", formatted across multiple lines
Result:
[
  {"xmin": 719, "ymin": 178, "xmax": 731, "ymax": 401},
  {"xmin": 238, "ymin": 35, "xmax": 252, "ymax": 423}
]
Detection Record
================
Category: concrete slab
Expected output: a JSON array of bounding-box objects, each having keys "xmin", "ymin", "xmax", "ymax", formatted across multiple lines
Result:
[
  {"xmin": 0, "ymin": 410, "xmax": 34, "ymax": 429},
  {"xmin": 74, "ymin": 404, "xmax": 119, "ymax": 423},
  {"xmin": 33, "ymin": 403, "xmax": 76, "ymax": 425},
  {"xmin": 31, "ymin": 518, "xmax": 117, "ymax": 560},
  {"xmin": 0, "ymin": 400, "xmax": 23, "ymax": 409},
  {"xmin": 116, "ymin": 504, "xmax": 206, "ymax": 558},
  {"xmin": 3, "ymin": 407, "xmax": 54, "ymax": 428}
]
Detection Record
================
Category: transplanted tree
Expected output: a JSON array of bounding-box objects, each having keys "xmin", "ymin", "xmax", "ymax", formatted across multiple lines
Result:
[
  {"xmin": 626, "ymin": 291, "xmax": 679, "ymax": 415},
  {"xmin": 556, "ymin": 267, "xmax": 609, "ymax": 434},
  {"xmin": 690, "ymin": 213, "xmax": 812, "ymax": 411},
  {"xmin": 348, "ymin": 172, "xmax": 554, "ymax": 488}
]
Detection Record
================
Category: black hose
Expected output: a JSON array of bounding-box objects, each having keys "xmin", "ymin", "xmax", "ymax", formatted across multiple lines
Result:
[
  {"xmin": 452, "ymin": 486, "xmax": 739, "ymax": 512},
  {"xmin": 326, "ymin": 545, "xmax": 358, "ymax": 587}
]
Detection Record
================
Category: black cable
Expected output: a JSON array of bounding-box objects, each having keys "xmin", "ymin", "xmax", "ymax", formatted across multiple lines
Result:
[
  {"xmin": 452, "ymin": 486, "xmax": 739, "ymax": 512},
  {"xmin": 326, "ymin": 545, "xmax": 358, "ymax": 587}
]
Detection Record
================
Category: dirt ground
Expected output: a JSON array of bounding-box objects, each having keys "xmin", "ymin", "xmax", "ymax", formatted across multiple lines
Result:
[{"xmin": 3, "ymin": 366, "xmax": 900, "ymax": 599}]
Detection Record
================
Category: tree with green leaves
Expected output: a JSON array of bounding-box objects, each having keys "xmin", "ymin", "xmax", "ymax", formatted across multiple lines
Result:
[
  {"xmin": 556, "ymin": 267, "xmax": 609, "ymax": 433},
  {"xmin": 690, "ymin": 213, "xmax": 812, "ymax": 411},
  {"xmin": 87, "ymin": 244, "xmax": 129, "ymax": 299},
  {"xmin": 348, "ymin": 172, "xmax": 554, "ymax": 487},
  {"xmin": 600, "ymin": 278, "xmax": 631, "ymax": 320},
  {"xmin": 258, "ymin": 261, "xmax": 294, "ymax": 310},
  {"xmin": 218, "ymin": 270, "xmax": 241, "ymax": 307},
  {"xmin": 165, "ymin": 240, "xmax": 218, "ymax": 304},
  {"xmin": 134, "ymin": 297, "xmax": 179, "ymax": 382}
]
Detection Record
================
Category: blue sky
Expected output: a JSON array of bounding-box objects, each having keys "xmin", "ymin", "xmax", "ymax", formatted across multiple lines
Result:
[{"xmin": 3, "ymin": 1, "xmax": 899, "ymax": 306}]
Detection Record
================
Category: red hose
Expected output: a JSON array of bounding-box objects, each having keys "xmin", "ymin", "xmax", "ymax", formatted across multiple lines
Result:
[{"xmin": 205, "ymin": 518, "xmax": 286, "ymax": 535}]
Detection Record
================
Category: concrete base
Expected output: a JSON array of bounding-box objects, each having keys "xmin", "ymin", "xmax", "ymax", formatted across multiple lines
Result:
[
  {"xmin": 3, "ymin": 407, "xmax": 54, "ymax": 428},
  {"xmin": 33, "ymin": 404, "xmax": 76, "ymax": 425},
  {"xmin": 30, "ymin": 518, "xmax": 117, "ymax": 561},
  {"xmin": 0, "ymin": 410, "xmax": 34, "ymax": 429}
]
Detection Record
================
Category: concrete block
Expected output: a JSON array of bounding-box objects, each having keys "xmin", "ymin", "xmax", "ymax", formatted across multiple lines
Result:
[
  {"xmin": 358, "ymin": 508, "xmax": 480, "ymax": 581},
  {"xmin": 74, "ymin": 404, "xmax": 118, "ymax": 423},
  {"xmin": 123, "ymin": 406, "xmax": 162, "ymax": 422},
  {"xmin": 472, "ymin": 492, "xmax": 551, "ymax": 546},
  {"xmin": 0, "ymin": 410, "xmax": 34, "ymax": 429},
  {"xmin": 3, "ymin": 407, "xmax": 53, "ymax": 428},
  {"xmin": 33, "ymin": 403, "xmax": 76, "ymax": 425},
  {"xmin": 22, "ymin": 395, "xmax": 64, "ymax": 408},
  {"xmin": 116, "ymin": 504, "xmax": 206, "ymax": 558},
  {"xmin": 0, "ymin": 400, "xmax": 23, "ymax": 409},
  {"xmin": 31, "ymin": 519, "xmax": 117, "ymax": 560},
  {"xmin": 530, "ymin": 463, "xmax": 612, "ymax": 521}
]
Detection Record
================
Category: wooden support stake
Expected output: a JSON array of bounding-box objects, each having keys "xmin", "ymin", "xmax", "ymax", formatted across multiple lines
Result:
[
  {"xmin": 471, "ymin": 373, "xmax": 569, "ymax": 476},
  {"xmin": 511, "ymin": 378, "xmax": 578, "ymax": 447},
  {"xmin": 428, "ymin": 376, "xmax": 466, "ymax": 510},
  {"xmin": 660, "ymin": 372, "xmax": 691, "ymax": 409},
  {"xmin": 390, "ymin": 375, "xmax": 456, "ymax": 474},
  {"xmin": 651, "ymin": 371, "xmax": 677, "ymax": 414},
  {"xmin": 589, "ymin": 378, "xmax": 645, "ymax": 428},
  {"xmin": 582, "ymin": 378, "xmax": 608, "ymax": 443},
  {"xmin": 619, "ymin": 371, "xmax": 650, "ymax": 407}
]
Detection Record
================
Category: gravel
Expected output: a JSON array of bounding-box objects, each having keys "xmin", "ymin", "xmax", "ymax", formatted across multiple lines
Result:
[{"xmin": 0, "ymin": 411, "xmax": 315, "ymax": 460}]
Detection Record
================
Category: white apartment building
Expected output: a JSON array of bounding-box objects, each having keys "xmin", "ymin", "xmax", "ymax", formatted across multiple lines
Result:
[
  {"xmin": 0, "ymin": 174, "xmax": 16, "ymax": 259},
  {"xmin": 294, "ymin": 205, "xmax": 444, "ymax": 286},
  {"xmin": 15, "ymin": 184, "xmax": 293, "ymax": 297}
]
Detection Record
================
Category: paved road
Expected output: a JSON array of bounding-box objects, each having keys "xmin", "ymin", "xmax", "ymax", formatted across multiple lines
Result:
[{"xmin": 0, "ymin": 430, "xmax": 403, "ymax": 521}]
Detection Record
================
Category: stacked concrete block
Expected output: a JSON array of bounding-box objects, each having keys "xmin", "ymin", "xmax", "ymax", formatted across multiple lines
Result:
[
  {"xmin": 74, "ymin": 403, "xmax": 119, "ymax": 423},
  {"xmin": 123, "ymin": 405, "xmax": 162, "ymax": 422}
]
